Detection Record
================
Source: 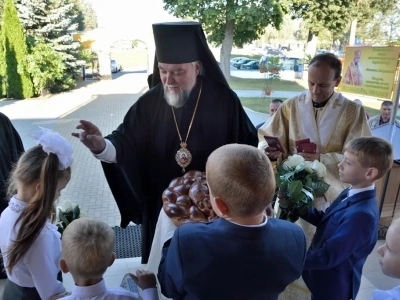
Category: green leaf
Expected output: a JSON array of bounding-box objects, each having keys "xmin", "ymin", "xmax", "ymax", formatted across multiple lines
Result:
[
  {"xmin": 276, "ymin": 164, "xmax": 286, "ymax": 175},
  {"xmin": 279, "ymin": 198, "xmax": 290, "ymax": 209},
  {"xmin": 304, "ymin": 175, "xmax": 313, "ymax": 189},
  {"xmin": 72, "ymin": 205, "xmax": 80, "ymax": 220},
  {"xmin": 59, "ymin": 210, "xmax": 70, "ymax": 227},
  {"xmin": 290, "ymin": 192, "xmax": 306, "ymax": 203},
  {"xmin": 283, "ymin": 171, "xmax": 295, "ymax": 181},
  {"xmin": 278, "ymin": 180, "xmax": 288, "ymax": 191},
  {"xmin": 275, "ymin": 173, "xmax": 282, "ymax": 187},
  {"xmin": 312, "ymin": 180, "xmax": 330, "ymax": 194},
  {"xmin": 288, "ymin": 180, "xmax": 303, "ymax": 197}
]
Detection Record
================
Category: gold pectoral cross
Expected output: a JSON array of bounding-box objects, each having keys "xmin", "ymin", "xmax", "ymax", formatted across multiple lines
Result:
[{"xmin": 332, "ymin": 99, "xmax": 342, "ymax": 109}]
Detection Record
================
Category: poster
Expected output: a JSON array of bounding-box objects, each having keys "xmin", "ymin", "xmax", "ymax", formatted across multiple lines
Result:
[{"xmin": 339, "ymin": 47, "xmax": 400, "ymax": 99}]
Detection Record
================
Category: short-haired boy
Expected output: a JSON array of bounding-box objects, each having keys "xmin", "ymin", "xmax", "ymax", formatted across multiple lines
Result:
[
  {"xmin": 371, "ymin": 217, "xmax": 400, "ymax": 299},
  {"xmin": 58, "ymin": 218, "xmax": 159, "ymax": 300},
  {"xmin": 299, "ymin": 136, "xmax": 393, "ymax": 300},
  {"xmin": 158, "ymin": 144, "xmax": 307, "ymax": 300}
]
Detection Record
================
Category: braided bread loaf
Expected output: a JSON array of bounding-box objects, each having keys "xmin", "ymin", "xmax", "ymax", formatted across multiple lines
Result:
[{"xmin": 162, "ymin": 170, "xmax": 219, "ymax": 225}]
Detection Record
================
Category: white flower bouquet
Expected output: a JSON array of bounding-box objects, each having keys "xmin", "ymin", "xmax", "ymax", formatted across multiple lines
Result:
[
  {"xmin": 276, "ymin": 154, "xmax": 330, "ymax": 222},
  {"xmin": 56, "ymin": 200, "xmax": 86, "ymax": 235}
]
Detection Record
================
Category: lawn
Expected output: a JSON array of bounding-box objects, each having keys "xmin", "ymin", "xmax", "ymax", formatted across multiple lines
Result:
[
  {"xmin": 240, "ymin": 97, "xmax": 381, "ymax": 117},
  {"xmin": 229, "ymin": 76, "xmax": 306, "ymax": 92},
  {"xmin": 363, "ymin": 106, "xmax": 380, "ymax": 118},
  {"xmin": 240, "ymin": 97, "xmax": 287, "ymax": 114}
]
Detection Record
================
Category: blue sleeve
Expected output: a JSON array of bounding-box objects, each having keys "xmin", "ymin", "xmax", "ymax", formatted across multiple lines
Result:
[
  {"xmin": 301, "ymin": 207, "xmax": 325, "ymax": 227},
  {"xmin": 157, "ymin": 230, "xmax": 185, "ymax": 299},
  {"xmin": 304, "ymin": 212, "xmax": 375, "ymax": 270}
]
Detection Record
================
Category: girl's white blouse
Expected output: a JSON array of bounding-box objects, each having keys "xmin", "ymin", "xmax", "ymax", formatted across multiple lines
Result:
[{"xmin": 0, "ymin": 196, "xmax": 66, "ymax": 299}]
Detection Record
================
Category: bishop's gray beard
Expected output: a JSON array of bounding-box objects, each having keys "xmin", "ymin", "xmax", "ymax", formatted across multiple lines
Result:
[{"xmin": 164, "ymin": 85, "xmax": 195, "ymax": 108}]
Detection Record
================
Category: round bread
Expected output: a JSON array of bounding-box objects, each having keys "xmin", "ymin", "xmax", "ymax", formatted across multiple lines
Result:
[
  {"xmin": 162, "ymin": 170, "xmax": 217, "ymax": 223},
  {"xmin": 162, "ymin": 170, "xmax": 274, "ymax": 223}
]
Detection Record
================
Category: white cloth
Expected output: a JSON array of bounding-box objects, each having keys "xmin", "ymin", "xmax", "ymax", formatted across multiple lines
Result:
[
  {"xmin": 93, "ymin": 139, "xmax": 117, "ymax": 163},
  {"xmin": 145, "ymin": 210, "xmax": 177, "ymax": 276},
  {"xmin": 59, "ymin": 279, "xmax": 158, "ymax": 300},
  {"xmin": 0, "ymin": 196, "xmax": 66, "ymax": 300},
  {"xmin": 341, "ymin": 184, "xmax": 375, "ymax": 202},
  {"xmin": 370, "ymin": 286, "xmax": 400, "ymax": 299}
]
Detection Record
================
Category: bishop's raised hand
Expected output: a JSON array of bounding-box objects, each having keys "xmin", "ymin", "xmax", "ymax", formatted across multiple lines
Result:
[{"xmin": 72, "ymin": 120, "xmax": 106, "ymax": 154}]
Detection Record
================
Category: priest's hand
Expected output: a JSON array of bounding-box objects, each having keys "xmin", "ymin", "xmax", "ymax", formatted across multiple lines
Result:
[
  {"xmin": 72, "ymin": 120, "xmax": 106, "ymax": 154},
  {"xmin": 299, "ymin": 152, "xmax": 320, "ymax": 161},
  {"xmin": 265, "ymin": 146, "xmax": 282, "ymax": 161}
]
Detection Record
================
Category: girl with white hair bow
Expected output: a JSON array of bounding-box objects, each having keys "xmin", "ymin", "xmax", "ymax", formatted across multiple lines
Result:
[{"xmin": 0, "ymin": 128, "xmax": 73, "ymax": 300}]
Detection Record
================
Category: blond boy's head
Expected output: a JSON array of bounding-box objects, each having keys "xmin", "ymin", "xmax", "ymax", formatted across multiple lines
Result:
[
  {"xmin": 378, "ymin": 217, "xmax": 400, "ymax": 279},
  {"xmin": 206, "ymin": 144, "xmax": 275, "ymax": 217},
  {"xmin": 344, "ymin": 136, "xmax": 393, "ymax": 180},
  {"xmin": 60, "ymin": 218, "xmax": 116, "ymax": 280}
]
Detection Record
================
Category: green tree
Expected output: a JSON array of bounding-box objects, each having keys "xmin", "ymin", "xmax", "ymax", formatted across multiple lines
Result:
[
  {"xmin": 2, "ymin": 0, "xmax": 34, "ymax": 99},
  {"xmin": 22, "ymin": 39, "xmax": 66, "ymax": 95},
  {"xmin": 80, "ymin": 0, "xmax": 97, "ymax": 30},
  {"xmin": 164, "ymin": 0, "xmax": 286, "ymax": 80},
  {"xmin": 68, "ymin": 0, "xmax": 97, "ymax": 31},
  {"xmin": 17, "ymin": 0, "xmax": 85, "ymax": 93},
  {"xmin": 291, "ymin": 0, "xmax": 397, "ymax": 54},
  {"xmin": 0, "ymin": 31, "xmax": 6, "ymax": 97}
]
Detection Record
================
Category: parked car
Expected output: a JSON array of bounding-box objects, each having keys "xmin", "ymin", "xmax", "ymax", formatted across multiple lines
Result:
[
  {"xmin": 241, "ymin": 60, "xmax": 259, "ymax": 70},
  {"xmin": 233, "ymin": 58, "xmax": 256, "ymax": 69},
  {"xmin": 111, "ymin": 59, "xmax": 122, "ymax": 73},
  {"xmin": 230, "ymin": 57, "xmax": 248, "ymax": 65}
]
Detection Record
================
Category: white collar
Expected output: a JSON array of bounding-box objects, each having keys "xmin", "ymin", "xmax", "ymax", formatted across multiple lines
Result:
[
  {"xmin": 228, "ymin": 214, "xmax": 268, "ymax": 227},
  {"xmin": 348, "ymin": 184, "xmax": 375, "ymax": 198},
  {"xmin": 71, "ymin": 279, "xmax": 107, "ymax": 298},
  {"xmin": 9, "ymin": 195, "xmax": 61, "ymax": 239},
  {"xmin": 9, "ymin": 196, "xmax": 28, "ymax": 213}
]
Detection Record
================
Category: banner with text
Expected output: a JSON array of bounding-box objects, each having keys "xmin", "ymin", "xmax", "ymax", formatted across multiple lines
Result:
[{"xmin": 339, "ymin": 47, "xmax": 400, "ymax": 99}]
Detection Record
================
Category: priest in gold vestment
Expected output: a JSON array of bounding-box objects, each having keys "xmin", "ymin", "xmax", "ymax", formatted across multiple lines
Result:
[{"xmin": 258, "ymin": 53, "xmax": 371, "ymax": 299}]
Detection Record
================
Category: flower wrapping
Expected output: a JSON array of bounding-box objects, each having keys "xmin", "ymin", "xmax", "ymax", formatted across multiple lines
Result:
[
  {"xmin": 275, "ymin": 154, "xmax": 330, "ymax": 222},
  {"xmin": 56, "ymin": 200, "xmax": 86, "ymax": 235}
]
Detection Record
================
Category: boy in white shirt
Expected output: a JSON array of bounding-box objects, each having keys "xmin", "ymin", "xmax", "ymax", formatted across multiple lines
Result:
[
  {"xmin": 371, "ymin": 217, "xmax": 400, "ymax": 299},
  {"xmin": 58, "ymin": 218, "xmax": 158, "ymax": 300}
]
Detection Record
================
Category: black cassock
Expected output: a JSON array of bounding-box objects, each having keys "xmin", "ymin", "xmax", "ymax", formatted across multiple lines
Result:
[
  {"xmin": 102, "ymin": 75, "xmax": 257, "ymax": 263},
  {"xmin": 0, "ymin": 112, "xmax": 24, "ymax": 211},
  {"xmin": 0, "ymin": 112, "xmax": 24, "ymax": 279}
]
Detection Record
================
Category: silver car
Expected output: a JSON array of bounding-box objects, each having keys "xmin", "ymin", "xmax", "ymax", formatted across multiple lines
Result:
[{"xmin": 111, "ymin": 59, "xmax": 122, "ymax": 73}]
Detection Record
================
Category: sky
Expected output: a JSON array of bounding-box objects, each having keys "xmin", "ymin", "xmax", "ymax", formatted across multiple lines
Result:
[{"xmin": 89, "ymin": 0, "xmax": 180, "ymax": 39}]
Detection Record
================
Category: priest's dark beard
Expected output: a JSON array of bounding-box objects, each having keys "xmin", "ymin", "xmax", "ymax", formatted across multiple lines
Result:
[{"xmin": 164, "ymin": 83, "xmax": 195, "ymax": 108}]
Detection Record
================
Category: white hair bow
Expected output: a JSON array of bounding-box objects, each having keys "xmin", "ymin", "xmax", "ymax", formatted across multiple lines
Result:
[{"xmin": 30, "ymin": 127, "xmax": 73, "ymax": 170}]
